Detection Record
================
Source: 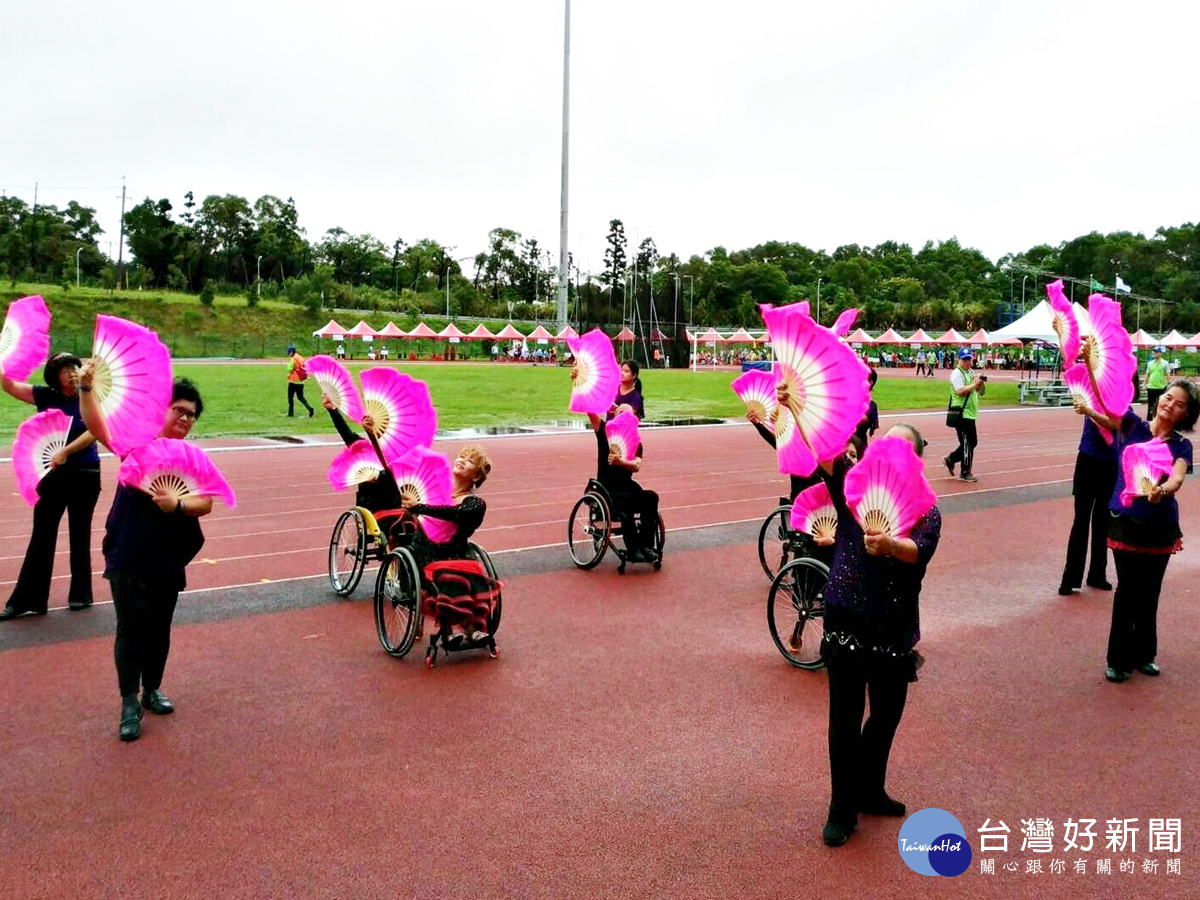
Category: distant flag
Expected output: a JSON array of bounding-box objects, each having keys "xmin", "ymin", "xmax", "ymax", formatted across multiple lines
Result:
[
  {"xmin": 1089, "ymin": 277, "xmax": 1105, "ymax": 291},
  {"xmin": 1115, "ymin": 275, "xmax": 1132, "ymax": 294}
]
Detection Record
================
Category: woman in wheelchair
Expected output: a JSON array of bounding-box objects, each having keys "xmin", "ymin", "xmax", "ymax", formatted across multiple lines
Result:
[
  {"xmin": 323, "ymin": 394, "xmax": 407, "ymax": 542},
  {"xmin": 587, "ymin": 412, "xmax": 659, "ymax": 563},
  {"xmin": 399, "ymin": 445, "xmax": 494, "ymax": 641}
]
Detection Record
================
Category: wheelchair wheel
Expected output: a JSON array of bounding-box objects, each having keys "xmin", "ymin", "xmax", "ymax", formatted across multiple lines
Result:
[
  {"xmin": 651, "ymin": 514, "xmax": 666, "ymax": 570},
  {"xmin": 465, "ymin": 542, "xmax": 503, "ymax": 635},
  {"xmin": 757, "ymin": 505, "xmax": 795, "ymax": 582},
  {"xmin": 767, "ymin": 556, "xmax": 829, "ymax": 670},
  {"xmin": 374, "ymin": 549, "xmax": 422, "ymax": 659},
  {"xmin": 568, "ymin": 493, "xmax": 610, "ymax": 569},
  {"xmin": 329, "ymin": 509, "xmax": 368, "ymax": 597}
]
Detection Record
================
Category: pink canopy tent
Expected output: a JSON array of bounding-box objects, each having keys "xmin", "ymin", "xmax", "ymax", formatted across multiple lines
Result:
[
  {"xmin": 614, "ymin": 326, "xmax": 636, "ymax": 342},
  {"xmin": 405, "ymin": 322, "xmax": 439, "ymax": 339},
  {"xmin": 466, "ymin": 323, "xmax": 496, "ymax": 340},
  {"xmin": 843, "ymin": 328, "xmax": 874, "ymax": 345},
  {"xmin": 495, "ymin": 323, "xmax": 525, "ymax": 340},
  {"xmin": 904, "ymin": 329, "xmax": 936, "ymax": 346},
  {"xmin": 555, "ymin": 324, "xmax": 579, "ymax": 342},
  {"xmin": 725, "ymin": 327, "xmax": 756, "ymax": 344},
  {"xmin": 312, "ymin": 319, "xmax": 349, "ymax": 338},
  {"xmin": 1129, "ymin": 329, "xmax": 1160, "ymax": 348},
  {"xmin": 376, "ymin": 322, "xmax": 406, "ymax": 339},
  {"xmin": 695, "ymin": 327, "xmax": 724, "ymax": 344},
  {"xmin": 347, "ymin": 320, "xmax": 378, "ymax": 340},
  {"xmin": 875, "ymin": 327, "xmax": 905, "ymax": 344},
  {"xmin": 439, "ymin": 323, "xmax": 468, "ymax": 339},
  {"xmin": 527, "ymin": 325, "xmax": 553, "ymax": 341},
  {"xmin": 935, "ymin": 328, "xmax": 966, "ymax": 344}
]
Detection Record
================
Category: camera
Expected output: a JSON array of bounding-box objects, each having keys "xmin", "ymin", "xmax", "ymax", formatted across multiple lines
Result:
[{"xmin": 979, "ymin": 375, "xmax": 988, "ymax": 382}]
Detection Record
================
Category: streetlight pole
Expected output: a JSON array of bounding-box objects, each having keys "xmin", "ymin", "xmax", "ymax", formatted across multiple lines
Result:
[
  {"xmin": 555, "ymin": 0, "xmax": 571, "ymax": 327},
  {"xmin": 816, "ymin": 277, "xmax": 823, "ymax": 324},
  {"xmin": 1021, "ymin": 275, "xmax": 1029, "ymax": 315},
  {"xmin": 75, "ymin": 247, "xmax": 83, "ymax": 287},
  {"xmin": 256, "ymin": 255, "xmax": 263, "ymax": 301},
  {"xmin": 681, "ymin": 275, "xmax": 694, "ymax": 326}
]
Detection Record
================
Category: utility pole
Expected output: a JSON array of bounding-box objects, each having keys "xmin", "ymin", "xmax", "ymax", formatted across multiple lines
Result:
[
  {"xmin": 30, "ymin": 182, "xmax": 38, "ymax": 276},
  {"xmin": 555, "ymin": 0, "xmax": 571, "ymax": 327},
  {"xmin": 115, "ymin": 177, "xmax": 127, "ymax": 291}
]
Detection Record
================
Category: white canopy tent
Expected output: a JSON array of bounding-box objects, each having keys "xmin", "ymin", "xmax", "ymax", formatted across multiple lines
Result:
[{"xmin": 990, "ymin": 299, "xmax": 1091, "ymax": 343}]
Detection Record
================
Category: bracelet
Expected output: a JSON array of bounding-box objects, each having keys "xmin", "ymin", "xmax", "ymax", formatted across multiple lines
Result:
[{"xmin": 79, "ymin": 385, "xmax": 92, "ymax": 393}]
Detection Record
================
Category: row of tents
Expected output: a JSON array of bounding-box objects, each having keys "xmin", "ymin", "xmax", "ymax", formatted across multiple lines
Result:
[{"xmin": 313, "ymin": 319, "xmax": 596, "ymax": 343}]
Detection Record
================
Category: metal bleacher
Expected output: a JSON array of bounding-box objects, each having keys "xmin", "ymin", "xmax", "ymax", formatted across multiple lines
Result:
[{"xmin": 1018, "ymin": 380, "xmax": 1073, "ymax": 406}]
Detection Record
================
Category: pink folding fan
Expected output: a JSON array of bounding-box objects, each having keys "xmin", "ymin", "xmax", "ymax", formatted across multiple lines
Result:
[
  {"xmin": 789, "ymin": 481, "xmax": 837, "ymax": 542},
  {"xmin": 306, "ymin": 355, "xmax": 365, "ymax": 422},
  {"xmin": 731, "ymin": 369, "xmax": 778, "ymax": 427},
  {"xmin": 327, "ymin": 441, "xmax": 386, "ymax": 491},
  {"xmin": 831, "ymin": 308, "xmax": 859, "ymax": 338},
  {"xmin": 1063, "ymin": 364, "xmax": 1114, "ymax": 445},
  {"xmin": 11, "ymin": 409, "xmax": 71, "ymax": 506},
  {"xmin": 90, "ymin": 315, "xmax": 173, "ymax": 457},
  {"xmin": 1119, "ymin": 440, "xmax": 1175, "ymax": 507},
  {"xmin": 117, "ymin": 438, "xmax": 237, "ymax": 508},
  {"xmin": 0, "ymin": 295, "xmax": 51, "ymax": 381},
  {"xmin": 1047, "ymin": 280, "xmax": 1080, "ymax": 365},
  {"xmin": 390, "ymin": 446, "xmax": 455, "ymax": 543},
  {"xmin": 567, "ymin": 329, "xmax": 621, "ymax": 415},
  {"xmin": 605, "ymin": 410, "xmax": 641, "ymax": 462},
  {"xmin": 843, "ymin": 435, "xmax": 936, "ymax": 539},
  {"xmin": 1081, "ymin": 293, "xmax": 1135, "ymax": 417},
  {"xmin": 358, "ymin": 368, "xmax": 437, "ymax": 457},
  {"xmin": 761, "ymin": 302, "xmax": 870, "ymax": 477}
]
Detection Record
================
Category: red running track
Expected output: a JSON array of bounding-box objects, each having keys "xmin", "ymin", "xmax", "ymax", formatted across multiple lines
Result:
[{"xmin": 2, "ymin": 407, "xmax": 1199, "ymax": 898}]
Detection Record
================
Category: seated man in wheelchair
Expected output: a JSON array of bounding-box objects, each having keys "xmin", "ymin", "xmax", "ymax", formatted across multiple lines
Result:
[
  {"xmin": 587, "ymin": 411, "xmax": 659, "ymax": 563},
  {"xmin": 323, "ymin": 394, "xmax": 410, "ymax": 545},
  {"xmin": 399, "ymin": 444, "xmax": 496, "ymax": 643}
]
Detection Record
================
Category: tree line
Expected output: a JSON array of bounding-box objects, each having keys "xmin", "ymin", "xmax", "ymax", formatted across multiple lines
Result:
[{"xmin": 2, "ymin": 189, "xmax": 1198, "ymax": 333}]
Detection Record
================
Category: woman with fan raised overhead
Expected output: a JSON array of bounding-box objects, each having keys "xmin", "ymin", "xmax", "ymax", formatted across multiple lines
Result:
[
  {"xmin": 795, "ymin": 408, "xmax": 942, "ymax": 849},
  {"xmin": 79, "ymin": 371, "xmax": 220, "ymax": 742},
  {"xmin": 1, "ymin": 353, "xmax": 101, "ymax": 619},
  {"xmin": 610, "ymin": 360, "xmax": 645, "ymax": 420},
  {"xmin": 1074, "ymin": 380, "xmax": 1197, "ymax": 684}
]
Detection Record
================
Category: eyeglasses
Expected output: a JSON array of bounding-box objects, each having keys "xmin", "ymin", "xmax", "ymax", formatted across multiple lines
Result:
[{"xmin": 170, "ymin": 406, "xmax": 197, "ymax": 421}]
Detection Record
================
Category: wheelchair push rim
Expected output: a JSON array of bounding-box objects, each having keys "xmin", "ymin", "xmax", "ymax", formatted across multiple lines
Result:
[
  {"xmin": 757, "ymin": 505, "xmax": 796, "ymax": 582},
  {"xmin": 465, "ymin": 541, "xmax": 503, "ymax": 636},
  {"xmin": 767, "ymin": 556, "xmax": 829, "ymax": 670},
  {"xmin": 568, "ymin": 493, "xmax": 611, "ymax": 569},
  {"xmin": 329, "ymin": 509, "xmax": 368, "ymax": 597},
  {"xmin": 374, "ymin": 549, "xmax": 422, "ymax": 659}
]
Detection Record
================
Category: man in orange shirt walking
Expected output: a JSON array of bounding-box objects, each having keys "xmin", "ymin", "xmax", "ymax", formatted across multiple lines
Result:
[{"xmin": 286, "ymin": 345, "xmax": 315, "ymax": 417}]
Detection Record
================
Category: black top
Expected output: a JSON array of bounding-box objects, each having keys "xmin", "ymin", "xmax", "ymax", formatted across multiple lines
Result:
[
  {"xmin": 753, "ymin": 421, "xmax": 820, "ymax": 501},
  {"xmin": 328, "ymin": 407, "xmax": 402, "ymax": 511},
  {"xmin": 595, "ymin": 426, "xmax": 642, "ymax": 492},
  {"xmin": 32, "ymin": 386, "xmax": 100, "ymax": 470},
  {"xmin": 410, "ymin": 495, "xmax": 488, "ymax": 563},
  {"xmin": 819, "ymin": 455, "xmax": 941, "ymax": 652},
  {"xmin": 854, "ymin": 400, "xmax": 879, "ymax": 445},
  {"xmin": 103, "ymin": 483, "xmax": 205, "ymax": 575}
]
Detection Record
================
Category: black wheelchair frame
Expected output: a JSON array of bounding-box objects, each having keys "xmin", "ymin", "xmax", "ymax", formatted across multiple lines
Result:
[{"xmin": 567, "ymin": 479, "xmax": 665, "ymax": 574}]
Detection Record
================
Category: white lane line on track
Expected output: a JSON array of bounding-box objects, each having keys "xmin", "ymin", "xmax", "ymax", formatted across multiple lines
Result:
[{"xmin": 8, "ymin": 476, "xmax": 1075, "ymax": 595}]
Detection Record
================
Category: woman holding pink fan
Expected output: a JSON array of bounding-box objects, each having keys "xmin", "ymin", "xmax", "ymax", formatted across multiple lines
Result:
[
  {"xmin": 1, "ymin": 353, "xmax": 101, "ymax": 619},
  {"xmin": 1075, "ymin": 380, "xmax": 1197, "ymax": 683}
]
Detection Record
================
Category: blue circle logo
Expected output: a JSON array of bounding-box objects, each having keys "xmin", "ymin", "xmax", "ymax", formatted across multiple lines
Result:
[{"xmin": 897, "ymin": 808, "xmax": 972, "ymax": 877}]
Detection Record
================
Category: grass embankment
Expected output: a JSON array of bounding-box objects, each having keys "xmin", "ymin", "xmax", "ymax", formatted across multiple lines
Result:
[{"xmin": 0, "ymin": 362, "xmax": 1017, "ymax": 440}]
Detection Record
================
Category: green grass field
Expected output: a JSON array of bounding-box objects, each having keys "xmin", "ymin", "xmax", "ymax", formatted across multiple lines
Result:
[{"xmin": 0, "ymin": 363, "xmax": 1019, "ymax": 440}]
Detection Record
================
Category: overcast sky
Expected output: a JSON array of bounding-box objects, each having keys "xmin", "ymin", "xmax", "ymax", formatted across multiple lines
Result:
[{"xmin": 4, "ymin": 0, "xmax": 1197, "ymax": 273}]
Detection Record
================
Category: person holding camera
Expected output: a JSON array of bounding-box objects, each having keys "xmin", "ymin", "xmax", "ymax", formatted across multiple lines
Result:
[{"xmin": 943, "ymin": 347, "xmax": 985, "ymax": 483}]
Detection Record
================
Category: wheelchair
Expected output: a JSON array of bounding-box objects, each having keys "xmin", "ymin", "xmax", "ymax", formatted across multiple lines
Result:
[
  {"xmin": 328, "ymin": 506, "xmax": 407, "ymax": 597},
  {"xmin": 373, "ymin": 539, "xmax": 502, "ymax": 668},
  {"xmin": 757, "ymin": 496, "xmax": 810, "ymax": 582},
  {"xmin": 567, "ymin": 479, "xmax": 665, "ymax": 574},
  {"xmin": 766, "ymin": 532, "xmax": 830, "ymax": 670}
]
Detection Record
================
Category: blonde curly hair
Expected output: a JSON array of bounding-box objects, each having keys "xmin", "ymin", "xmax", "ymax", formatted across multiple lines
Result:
[{"xmin": 458, "ymin": 444, "xmax": 492, "ymax": 488}]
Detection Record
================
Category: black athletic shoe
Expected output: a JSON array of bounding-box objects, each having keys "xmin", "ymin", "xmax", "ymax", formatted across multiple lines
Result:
[{"xmin": 822, "ymin": 821, "xmax": 855, "ymax": 847}]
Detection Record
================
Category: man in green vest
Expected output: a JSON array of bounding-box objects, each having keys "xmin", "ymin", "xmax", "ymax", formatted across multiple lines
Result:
[
  {"xmin": 943, "ymin": 347, "xmax": 985, "ymax": 483},
  {"xmin": 1145, "ymin": 346, "xmax": 1169, "ymax": 419}
]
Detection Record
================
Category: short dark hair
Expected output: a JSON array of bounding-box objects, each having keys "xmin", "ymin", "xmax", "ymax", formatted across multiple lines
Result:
[
  {"xmin": 43, "ymin": 352, "xmax": 81, "ymax": 389},
  {"xmin": 867, "ymin": 367, "xmax": 878, "ymax": 388},
  {"xmin": 1165, "ymin": 379, "xmax": 1199, "ymax": 432},
  {"xmin": 892, "ymin": 422, "xmax": 927, "ymax": 456},
  {"xmin": 172, "ymin": 377, "xmax": 204, "ymax": 420}
]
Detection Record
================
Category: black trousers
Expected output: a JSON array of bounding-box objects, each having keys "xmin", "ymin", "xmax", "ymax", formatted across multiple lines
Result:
[
  {"xmin": 610, "ymin": 486, "xmax": 660, "ymax": 552},
  {"xmin": 826, "ymin": 651, "xmax": 910, "ymax": 830},
  {"xmin": 7, "ymin": 468, "xmax": 101, "ymax": 613},
  {"xmin": 1107, "ymin": 550, "xmax": 1170, "ymax": 672},
  {"xmin": 1061, "ymin": 453, "xmax": 1117, "ymax": 589},
  {"xmin": 1146, "ymin": 389, "xmax": 1163, "ymax": 421},
  {"xmin": 946, "ymin": 419, "xmax": 978, "ymax": 476},
  {"xmin": 287, "ymin": 382, "xmax": 313, "ymax": 415},
  {"xmin": 110, "ymin": 570, "xmax": 184, "ymax": 698}
]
